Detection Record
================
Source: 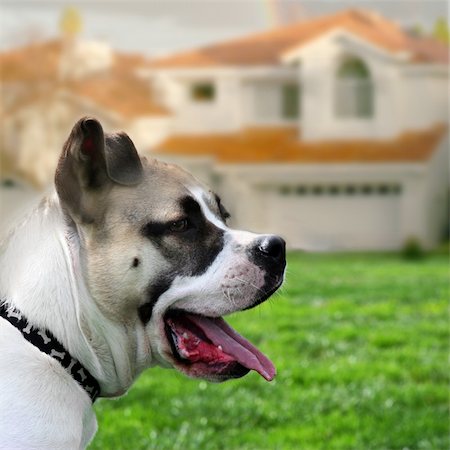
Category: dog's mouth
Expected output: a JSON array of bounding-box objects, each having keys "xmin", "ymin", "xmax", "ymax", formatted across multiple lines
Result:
[{"xmin": 164, "ymin": 310, "xmax": 276, "ymax": 382}]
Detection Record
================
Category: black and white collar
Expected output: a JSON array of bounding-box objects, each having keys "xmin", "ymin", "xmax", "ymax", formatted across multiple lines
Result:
[{"xmin": 0, "ymin": 302, "xmax": 100, "ymax": 402}]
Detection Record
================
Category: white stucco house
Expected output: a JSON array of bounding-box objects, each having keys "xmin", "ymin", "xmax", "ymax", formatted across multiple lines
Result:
[{"xmin": 138, "ymin": 8, "xmax": 449, "ymax": 251}]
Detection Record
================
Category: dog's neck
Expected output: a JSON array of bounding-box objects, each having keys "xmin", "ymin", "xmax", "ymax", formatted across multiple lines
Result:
[{"xmin": 0, "ymin": 193, "xmax": 146, "ymax": 397}]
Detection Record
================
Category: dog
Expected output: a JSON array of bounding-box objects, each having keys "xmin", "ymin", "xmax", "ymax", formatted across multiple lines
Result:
[{"xmin": 0, "ymin": 117, "xmax": 286, "ymax": 449}]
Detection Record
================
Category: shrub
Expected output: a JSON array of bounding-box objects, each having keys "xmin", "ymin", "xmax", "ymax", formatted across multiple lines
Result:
[{"xmin": 401, "ymin": 237, "xmax": 426, "ymax": 260}]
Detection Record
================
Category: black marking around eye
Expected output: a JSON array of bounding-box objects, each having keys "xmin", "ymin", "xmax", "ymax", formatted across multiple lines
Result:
[
  {"xmin": 142, "ymin": 221, "xmax": 167, "ymax": 237},
  {"xmin": 141, "ymin": 193, "xmax": 224, "ymax": 285},
  {"xmin": 180, "ymin": 196, "xmax": 201, "ymax": 216},
  {"xmin": 141, "ymin": 197, "xmax": 201, "ymax": 239}
]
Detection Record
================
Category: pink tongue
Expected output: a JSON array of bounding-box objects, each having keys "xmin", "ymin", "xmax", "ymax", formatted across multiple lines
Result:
[{"xmin": 186, "ymin": 314, "xmax": 276, "ymax": 381}]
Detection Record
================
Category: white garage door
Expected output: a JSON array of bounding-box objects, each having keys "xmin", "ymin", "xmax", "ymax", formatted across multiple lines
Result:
[{"xmin": 264, "ymin": 184, "xmax": 402, "ymax": 251}]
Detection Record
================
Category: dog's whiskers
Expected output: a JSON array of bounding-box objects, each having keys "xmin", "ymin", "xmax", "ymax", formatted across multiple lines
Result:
[
  {"xmin": 234, "ymin": 276, "xmax": 265, "ymax": 294},
  {"xmin": 222, "ymin": 287, "xmax": 238, "ymax": 309}
]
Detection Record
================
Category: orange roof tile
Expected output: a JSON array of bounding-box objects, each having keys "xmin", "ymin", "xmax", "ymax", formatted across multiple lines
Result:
[
  {"xmin": 0, "ymin": 41, "xmax": 150, "ymax": 82},
  {"xmin": 68, "ymin": 73, "xmax": 168, "ymax": 118},
  {"xmin": 0, "ymin": 40, "xmax": 168, "ymax": 118},
  {"xmin": 407, "ymin": 36, "xmax": 450, "ymax": 63},
  {"xmin": 148, "ymin": 9, "xmax": 448, "ymax": 68},
  {"xmin": 0, "ymin": 39, "xmax": 62, "ymax": 82},
  {"xmin": 155, "ymin": 124, "xmax": 447, "ymax": 164}
]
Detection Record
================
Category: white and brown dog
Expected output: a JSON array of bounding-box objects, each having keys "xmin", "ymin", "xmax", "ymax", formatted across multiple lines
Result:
[{"xmin": 0, "ymin": 117, "xmax": 286, "ymax": 449}]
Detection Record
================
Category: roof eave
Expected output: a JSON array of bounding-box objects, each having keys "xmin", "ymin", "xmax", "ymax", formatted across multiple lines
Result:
[{"xmin": 281, "ymin": 27, "xmax": 412, "ymax": 64}]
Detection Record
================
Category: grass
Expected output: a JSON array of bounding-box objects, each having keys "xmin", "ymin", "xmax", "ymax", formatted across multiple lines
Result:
[{"xmin": 90, "ymin": 252, "xmax": 449, "ymax": 449}]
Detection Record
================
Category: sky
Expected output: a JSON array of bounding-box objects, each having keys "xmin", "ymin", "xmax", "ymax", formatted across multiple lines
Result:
[{"xmin": 0, "ymin": 0, "xmax": 448, "ymax": 55}]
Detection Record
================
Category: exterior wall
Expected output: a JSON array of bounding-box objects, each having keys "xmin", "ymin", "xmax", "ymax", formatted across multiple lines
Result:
[
  {"xmin": 148, "ymin": 66, "xmax": 300, "ymax": 133},
  {"xmin": 125, "ymin": 116, "xmax": 173, "ymax": 151},
  {"xmin": 215, "ymin": 163, "xmax": 433, "ymax": 251},
  {"xmin": 151, "ymin": 72, "xmax": 243, "ymax": 134},
  {"xmin": 298, "ymin": 33, "xmax": 404, "ymax": 141},
  {"xmin": 146, "ymin": 35, "xmax": 448, "ymax": 141},
  {"xmin": 240, "ymin": 69, "xmax": 299, "ymax": 126},
  {"xmin": 0, "ymin": 181, "xmax": 40, "ymax": 237},
  {"xmin": 423, "ymin": 133, "xmax": 449, "ymax": 247},
  {"xmin": 263, "ymin": 186, "xmax": 401, "ymax": 250},
  {"xmin": 398, "ymin": 133, "xmax": 449, "ymax": 249},
  {"xmin": 150, "ymin": 153, "xmax": 215, "ymax": 187},
  {"xmin": 399, "ymin": 68, "xmax": 449, "ymax": 131}
]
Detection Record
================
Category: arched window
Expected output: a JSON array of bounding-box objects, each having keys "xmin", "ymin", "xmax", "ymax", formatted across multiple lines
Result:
[{"xmin": 335, "ymin": 57, "xmax": 374, "ymax": 118}]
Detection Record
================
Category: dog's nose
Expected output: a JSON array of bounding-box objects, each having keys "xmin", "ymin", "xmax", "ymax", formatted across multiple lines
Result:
[
  {"xmin": 256, "ymin": 235, "xmax": 286, "ymax": 263},
  {"xmin": 250, "ymin": 235, "xmax": 286, "ymax": 275}
]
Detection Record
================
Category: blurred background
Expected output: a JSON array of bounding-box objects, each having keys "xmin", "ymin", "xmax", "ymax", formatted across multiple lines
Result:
[
  {"xmin": 0, "ymin": 1, "xmax": 449, "ymax": 449},
  {"xmin": 0, "ymin": 0, "xmax": 448, "ymax": 251}
]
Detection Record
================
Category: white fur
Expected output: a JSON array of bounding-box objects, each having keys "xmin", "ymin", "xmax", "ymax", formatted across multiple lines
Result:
[
  {"xmin": 0, "ymin": 186, "xmax": 274, "ymax": 448},
  {"xmin": 0, "ymin": 194, "xmax": 153, "ymax": 448}
]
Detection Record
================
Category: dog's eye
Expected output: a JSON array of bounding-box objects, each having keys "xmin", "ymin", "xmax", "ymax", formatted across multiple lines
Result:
[{"xmin": 169, "ymin": 218, "xmax": 190, "ymax": 233}]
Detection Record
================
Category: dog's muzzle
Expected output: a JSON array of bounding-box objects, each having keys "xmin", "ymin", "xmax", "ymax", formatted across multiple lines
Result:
[{"xmin": 160, "ymin": 234, "xmax": 286, "ymax": 383}]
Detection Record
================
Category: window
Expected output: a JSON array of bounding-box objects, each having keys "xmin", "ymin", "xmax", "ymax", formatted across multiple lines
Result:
[
  {"xmin": 252, "ymin": 81, "xmax": 300, "ymax": 122},
  {"xmin": 282, "ymin": 83, "xmax": 300, "ymax": 119},
  {"xmin": 335, "ymin": 57, "xmax": 374, "ymax": 118},
  {"xmin": 191, "ymin": 82, "xmax": 215, "ymax": 102}
]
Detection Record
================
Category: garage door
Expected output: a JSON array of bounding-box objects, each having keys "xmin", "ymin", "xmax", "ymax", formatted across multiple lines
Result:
[{"xmin": 264, "ymin": 184, "xmax": 402, "ymax": 251}]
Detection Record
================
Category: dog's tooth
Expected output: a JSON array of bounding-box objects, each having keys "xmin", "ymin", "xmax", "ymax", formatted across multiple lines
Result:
[
  {"xmin": 217, "ymin": 345, "xmax": 223, "ymax": 351},
  {"xmin": 182, "ymin": 332, "xmax": 189, "ymax": 339}
]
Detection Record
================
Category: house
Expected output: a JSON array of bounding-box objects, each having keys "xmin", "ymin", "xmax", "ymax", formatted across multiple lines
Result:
[
  {"xmin": 1, "ymin": 9, "xmax": 448, "ymax": 250},
  {"xmin": 138, "ymin": 9, "xmax": 449, "ymax": 251}
]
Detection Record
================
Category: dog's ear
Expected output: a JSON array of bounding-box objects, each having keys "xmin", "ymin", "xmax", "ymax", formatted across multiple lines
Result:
[
  {"xmin": 55, "ymin": 117, "xmax": 143, "ymax": 221},
  {"xmin": 104, "ymin": 132, "xmax": 144, "ymax": 185}
]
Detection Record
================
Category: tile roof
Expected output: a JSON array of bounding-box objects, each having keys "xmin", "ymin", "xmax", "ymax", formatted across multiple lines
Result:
[
  {"xmin": 0, "ymin": 40, "xmax": 168, "ymax": 118},
  {"xmin": 0, "ymin": 40, "xmax": 63, "ymax": 82},
  {"xmin": 147, "ymin": 9, "xmax": 449, "ymax": 68},
  {"xmin": 155, "ymin": 124, "xmax": 447, "ymax": 164},
  {"xmin": 67, "ymin": 73, "xmax": 168, "ymax": 118}
]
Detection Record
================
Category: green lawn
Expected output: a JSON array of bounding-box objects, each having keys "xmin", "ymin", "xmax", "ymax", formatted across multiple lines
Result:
[{"xmin": 90, "ymin": 252, "xmax": 449, "ymax": 450}]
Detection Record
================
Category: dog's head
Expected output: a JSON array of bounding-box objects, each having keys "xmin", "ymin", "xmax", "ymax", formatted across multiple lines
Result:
[{"xmin": 55, "ymin": 117, "xmax": 286, "ymax": 383}]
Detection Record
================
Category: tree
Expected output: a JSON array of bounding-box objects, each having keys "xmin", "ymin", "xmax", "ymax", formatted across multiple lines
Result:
[
  {"xmin": 432, "ymin": 17, "xmax": 450, "ymax": 45},
  {"xmin": 60, "ymin": 7, "xmax": 82, "ymax": 36}
]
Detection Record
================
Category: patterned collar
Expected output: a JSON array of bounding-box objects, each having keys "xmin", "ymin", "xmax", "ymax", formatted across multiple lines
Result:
[{"xmin": 0, "ymin": 302, "xmax": 100, "ymax": 402}]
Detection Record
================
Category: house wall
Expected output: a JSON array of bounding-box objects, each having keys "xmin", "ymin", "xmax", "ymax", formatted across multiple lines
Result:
[
  {"xmin": 299, "ymin": 34, "xmax": 404, "ymax": 141},
  {"xmin": 240, "ymin": 69, "xmax": 299, "ymax": 126},
  {"xmin": 152, "ymin": 73, "xmax": 243, "ymax": 134},
  {"xmin": 147, "ymin": 36, "xmax": 448, "ymax": 141},
  {"xmin": 399, "ymin": 69, "xmax": 449, "ymax": 131},
  {"xmin": 0, "ymin": 181, "xmax": 41, "ymax": 238},
  {"xmin": 149, "ymin": 67, "xmax": 302, "ymax": 133},
  {"xmin": 125, "ymin": 116, "xmax": 173, "ymax": 151},
  {"xmin": 215, "ymin": 163, "xmax": 436, "ymax": 251},
  {"xmin": 423, "ymin": 133, "xmax": 449, "ymax": 246}
]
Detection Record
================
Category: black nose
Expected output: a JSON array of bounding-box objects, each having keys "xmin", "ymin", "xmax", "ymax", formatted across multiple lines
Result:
[
  {"xmin": 258, "ymin": 236, "xmax": 286, "ymax": 259},
  {"xmin": 256, "ymin": 235, "xmax": 286, "ymax": 263}
]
